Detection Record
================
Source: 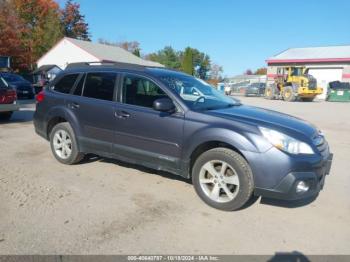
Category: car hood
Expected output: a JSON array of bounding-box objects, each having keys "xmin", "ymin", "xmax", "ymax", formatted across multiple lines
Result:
[{"xmin": 207, "ymin": 105, "xmax": 317, "ymax": 138}]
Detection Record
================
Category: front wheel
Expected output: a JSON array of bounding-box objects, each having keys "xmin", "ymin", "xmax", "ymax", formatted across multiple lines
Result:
[{"xmin": 192, "ymin": 148, "xmax": 254, "ymax": 211}]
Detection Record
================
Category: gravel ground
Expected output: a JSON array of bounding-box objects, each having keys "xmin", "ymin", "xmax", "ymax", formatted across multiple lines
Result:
[{"xmin": 0, "ymin": 97, "xmax": 349, "ymax": 255}]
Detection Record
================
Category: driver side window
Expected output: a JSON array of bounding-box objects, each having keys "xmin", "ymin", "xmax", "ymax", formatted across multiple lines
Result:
[{"xmin": 122, "ymin": 74, "xmax": 168, "ymax": 108}]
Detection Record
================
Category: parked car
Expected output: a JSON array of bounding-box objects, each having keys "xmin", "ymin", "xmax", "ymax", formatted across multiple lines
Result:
[
  {"xmin": 33, "ymin": 63, "xmax": 333, "ymax": 211},
  {"xmin": 245, "ymin": 82, "xmax": 266, "ymax": 96},
  {"xmin": 0, "ymin": 72, "xmax": 35, "ymax": 100},
  {"xmin": 0, "ymin": 77, "xmax": 19, "ymax": 120},
  {"xmin": 225, "ymin": 81, "xmax": 250, "ymax": 95}
]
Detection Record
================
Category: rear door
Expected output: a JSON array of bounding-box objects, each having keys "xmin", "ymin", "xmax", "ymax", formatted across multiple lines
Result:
[
  {"xmin": 113, "ymin": 73, "xmax": 184, "ymax": 172},
  {"xmin": 66, "ymin": 71, "xmax": 118, "ymax": 155}
]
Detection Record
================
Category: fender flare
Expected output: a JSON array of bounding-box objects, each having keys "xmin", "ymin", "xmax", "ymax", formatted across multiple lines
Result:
[
  {"xmin": 183, "ymin": 127, "xmax": 259, "ymax": 161},
  {"xmin": 45, "ymin": 106, "xmax": 83, "ymax": 139}
]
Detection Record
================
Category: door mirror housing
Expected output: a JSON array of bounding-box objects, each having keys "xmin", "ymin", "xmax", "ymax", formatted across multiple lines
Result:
[{"xmin": 153, "ymin": 98, "xmax": 176, "ymax": 113}]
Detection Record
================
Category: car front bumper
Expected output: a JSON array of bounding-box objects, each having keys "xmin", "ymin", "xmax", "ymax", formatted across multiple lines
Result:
[
  {"xmin": 242, "ymin": 138, "xmax": 332, "ymax": 201},
  {"xmin": 254, "ymin": 153, "xmax": 332, "ymax": 200}
]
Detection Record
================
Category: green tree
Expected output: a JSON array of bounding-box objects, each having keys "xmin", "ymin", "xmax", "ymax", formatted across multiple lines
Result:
[
  {"xmin": 147, "ymin": 46, "xmax": 181, "ymax": 69},
  {"xmin": 133, "ymin": 48, "xmax": 141, "ymax": 57},
  {"xmin": 181, "ymin": 48, "xmax": 211, "ymax": 79},
  {"xmin": 61, "ymin": 0, "xmax": 90, "ymax": 40},
  {"xmin": 182, "ymin": 47, "xmax": 194, "ymax": 75}
]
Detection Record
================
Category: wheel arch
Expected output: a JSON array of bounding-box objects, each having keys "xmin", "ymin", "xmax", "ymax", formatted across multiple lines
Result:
[
  {"xmin": 45, "ymin": 106, "xmax": 82, "ymax": 140},
  {"xmin": 184, "ymin": 128, "xmax": 259, "ymax": 178},
  {"xmin": 189, "ymin": 140, "xmax": 247, "ymax": 176}
]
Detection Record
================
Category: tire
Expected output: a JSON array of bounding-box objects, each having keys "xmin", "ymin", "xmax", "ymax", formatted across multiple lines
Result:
[
  {"xmin": 300, "ymin": 97, "xmax": 315, "ymax": 102},
  {"xmin": 265, "ymin": 86, "xmax": 275, "ymax": 99},
  {"xmin": 49, "ymin": 122, "xmax": 84, "ymax": 165},
  {"xmin": 192, "ymin": 148, "xmax": 254, "ymax": 211},
  {"xmin": 0, "ymin": 111, "xmax": 13, "ymax": 121},
  {"xmin": 283, "ymin": 86, "xmax": 296, "ymax": 102}
]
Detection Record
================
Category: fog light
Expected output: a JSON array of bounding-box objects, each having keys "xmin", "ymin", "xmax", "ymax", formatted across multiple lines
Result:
[{"xmin": 296, "ymin": 181, "xmax": 309, "ymax": 194}]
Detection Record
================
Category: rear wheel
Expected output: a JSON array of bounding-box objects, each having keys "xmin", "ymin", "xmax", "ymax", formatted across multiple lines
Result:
[
  {"xmin": 0, "ymin": 111, "xmax": 13, "ymax": 121},
  {"xmin": 192, "ymin": 148, "xmax": 254, "ymax": 211},
  {"xmin": 49, "ymin": 122, "xmax": 84, "ymax": 165},
  {"xmin": 283, "ymin": 86, "xmax": 296, "ymax": 102}
]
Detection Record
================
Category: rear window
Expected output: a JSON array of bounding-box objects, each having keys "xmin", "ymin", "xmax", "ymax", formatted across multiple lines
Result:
[
  {"xmin": 54, "ymin": 74, "xmax": 79, "ymax": 94},
  {"xmin": 82, "ymin": 72, "xmax": 116, "ymax": 101}
]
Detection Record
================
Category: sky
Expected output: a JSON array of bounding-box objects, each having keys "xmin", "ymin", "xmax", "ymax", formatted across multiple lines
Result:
[{"xmin": 71, "ymin": 0, "xmax": 350, "ymax": 76}]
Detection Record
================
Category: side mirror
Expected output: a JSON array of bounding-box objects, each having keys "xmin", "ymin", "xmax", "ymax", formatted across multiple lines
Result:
[{"xmin": 153, "ymin": 98, "xmax": 176, "ymax": 113}]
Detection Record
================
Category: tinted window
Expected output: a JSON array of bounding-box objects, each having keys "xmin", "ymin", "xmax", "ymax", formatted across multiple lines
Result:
[
  {"xmin": 54, "ymin": 74, "xmax": 79, "ymax": 94},
  {"xmin": 122, "ymin": 75, "xmax": 167, "ymax": 108},
  {"xmin": 73, "ymin": 74, "xmax": 85, "ymax": 95},
  {"xmin": 83, "ymin": 72, "xmax": 116, "ymax": 101}
]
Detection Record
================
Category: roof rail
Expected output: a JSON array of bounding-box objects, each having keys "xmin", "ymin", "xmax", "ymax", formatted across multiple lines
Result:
[{"xmin": 65, "ymin": 61, "xmax": 162, "ymax": 70}]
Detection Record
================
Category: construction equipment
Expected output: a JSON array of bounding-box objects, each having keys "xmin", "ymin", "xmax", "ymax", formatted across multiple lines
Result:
[{"xmin": 265, "ymin": 66, "xmax": 323, "ymax": 102}]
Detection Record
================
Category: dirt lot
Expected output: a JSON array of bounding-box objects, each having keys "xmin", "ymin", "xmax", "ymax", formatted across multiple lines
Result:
[{"xmin": 0, "ymin": 97, "xmax": 349, "ymax": 255}]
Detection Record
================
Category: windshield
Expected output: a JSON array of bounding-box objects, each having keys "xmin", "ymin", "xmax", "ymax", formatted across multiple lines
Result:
[
  {"xmin": 1, "ymin": 73, "xmax": 25, "ymax": 83},
  {"xmin": 160, "ymin": 74, "xmax": 240, "ymax": 110},
  {"xmin": 291, "ymin": 68, "xmax": 305, "ymax": 76}
]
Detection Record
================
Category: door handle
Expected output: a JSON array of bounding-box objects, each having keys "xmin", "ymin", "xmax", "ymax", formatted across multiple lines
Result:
[
  {"xmin": 68, "ymin": 102, "xmax": 80, "ymax": 109},
  {"xmin": 115, "ymin": 110, "xmax": 130, "ymax": 119}
]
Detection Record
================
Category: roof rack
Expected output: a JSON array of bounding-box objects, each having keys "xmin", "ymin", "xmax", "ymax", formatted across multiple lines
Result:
[{"xmin": 65, "ymin": 61, "xmax": 163, "ymax": 70}]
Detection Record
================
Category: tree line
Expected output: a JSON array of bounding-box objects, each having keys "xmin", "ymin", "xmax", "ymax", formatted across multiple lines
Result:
[
  {"xmin": 98, "ymin": 39, "xmax": 223, "ymax": 81},
  {"xmin": 0, "ymin": 0, "xmax": 224, "ymax": 82}
]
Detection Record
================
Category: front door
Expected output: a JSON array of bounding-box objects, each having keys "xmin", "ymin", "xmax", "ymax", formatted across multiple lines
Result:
[{"xmin": 113, "ymin": 73, "xmax": 184, "ymax": 172}]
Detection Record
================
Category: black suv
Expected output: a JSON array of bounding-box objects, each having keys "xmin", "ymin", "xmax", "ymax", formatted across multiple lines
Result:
[{"xmin": 34, "ymin": 62, "xmax": 332, "ymax": 211}]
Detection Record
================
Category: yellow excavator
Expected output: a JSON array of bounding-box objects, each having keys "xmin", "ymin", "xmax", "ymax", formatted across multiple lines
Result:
[{"xmin": 265, "ymin": 66, "xmax": 323, "ymax": 102}]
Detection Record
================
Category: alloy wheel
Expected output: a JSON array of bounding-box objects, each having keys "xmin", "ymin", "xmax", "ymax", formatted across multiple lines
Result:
[
  {"xmin": 199, "ymin": 160, "xmax": 240, "ymax": 203},
  {"xmin": 53, "ymin": 129, "xmax": 72, "ymax": 159}
]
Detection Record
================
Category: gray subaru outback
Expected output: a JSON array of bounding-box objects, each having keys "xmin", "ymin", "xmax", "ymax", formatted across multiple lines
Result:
[{"xmin": 34, "ymin": 62, "xmax": 332, "ymax": 211}]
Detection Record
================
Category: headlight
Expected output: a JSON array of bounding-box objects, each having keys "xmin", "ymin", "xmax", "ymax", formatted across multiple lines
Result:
[{"xmin": 259, "ymin": 127, "xmax": 314, "ymax": 154}]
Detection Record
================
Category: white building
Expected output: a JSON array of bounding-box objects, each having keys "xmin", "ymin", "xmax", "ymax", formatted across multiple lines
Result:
[
  {"xmin": 37, "ymin": 37, "xmax": 164, "ymax": 70},
  {"xmin": 228, "ymin": 74, "xmax": 267, "ymax": 85},
  {"xmin": 267, "ymin": 45, "xmax": 350, "ymax": 99}
]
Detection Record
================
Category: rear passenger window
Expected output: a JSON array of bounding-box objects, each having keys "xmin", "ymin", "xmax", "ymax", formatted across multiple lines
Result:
[
  {"xmin": 82, "ymin": 72, "xmax": 116, "ymax": 101},
  {"xmin": 54, "ymin": 74, "xmax": 79, "ymax": 94},
  {"xmin": 122, "ymin": 75, "xmax": 167, "ymax": 108}
]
